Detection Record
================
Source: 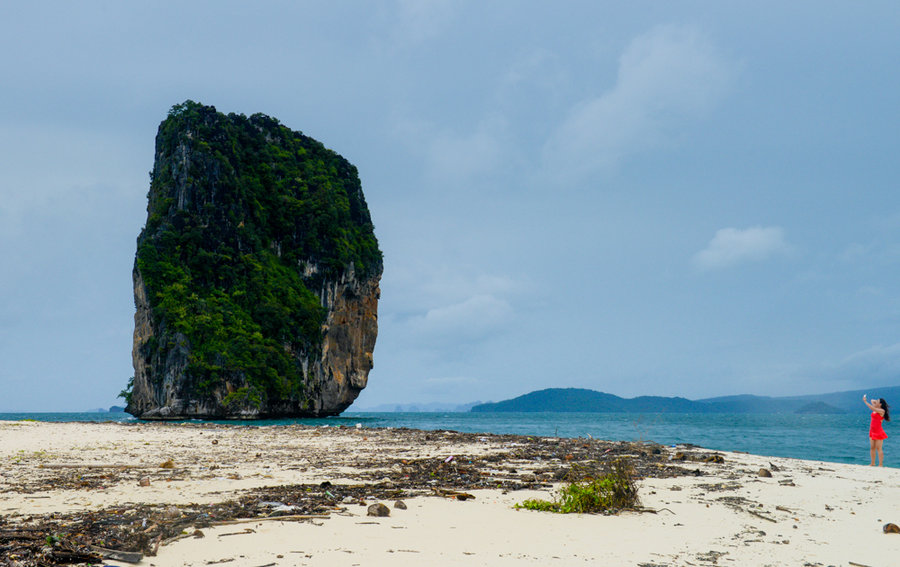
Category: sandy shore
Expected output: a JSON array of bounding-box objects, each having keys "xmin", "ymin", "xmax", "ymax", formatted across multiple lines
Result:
[{"xmin": 1, "ymin": 420, "xmax": 899, "ymax": 566}]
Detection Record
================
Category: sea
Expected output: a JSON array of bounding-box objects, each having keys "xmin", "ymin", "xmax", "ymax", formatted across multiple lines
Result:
[{"xmin": 0, "ymin": 411, "xmax": 881, "ymax": 467}]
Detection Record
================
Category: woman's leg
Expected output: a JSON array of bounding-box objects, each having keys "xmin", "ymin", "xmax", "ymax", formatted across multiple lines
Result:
[
  {"xmin": 870, "ymin": 438, "xmax": 877, "ymax": 465},
  {"xmin": 875, "ymin": 439, "xmax": 885, "ymax": 466}
]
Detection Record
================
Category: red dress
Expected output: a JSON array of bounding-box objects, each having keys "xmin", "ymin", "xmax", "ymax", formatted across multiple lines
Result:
[{"xmin": 870, "ymin": 412, "xmax": 888, "ymax": 441}]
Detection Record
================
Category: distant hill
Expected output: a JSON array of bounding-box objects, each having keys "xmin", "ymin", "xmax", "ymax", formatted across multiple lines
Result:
[
  {"xmin": 698, "ymin": 385, "xmax": 900, "ymax": 414},
  {"xmin": 470, "ymin": 389, "xmax": 700, "ymax": 413},
  {"xmin": 470, "ymin": 386, "xmax": 900, "ymax": 414}
]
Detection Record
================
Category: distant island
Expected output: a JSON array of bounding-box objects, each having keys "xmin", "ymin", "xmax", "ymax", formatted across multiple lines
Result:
[{"xmin": 469, "ymin": 386, "xmax": 900, "ymax": 414}]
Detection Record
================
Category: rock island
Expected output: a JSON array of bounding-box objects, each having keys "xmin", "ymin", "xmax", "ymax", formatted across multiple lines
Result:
[{"xmin": 126, "ymin": 101, "xmax": 382, "ymax": 419}]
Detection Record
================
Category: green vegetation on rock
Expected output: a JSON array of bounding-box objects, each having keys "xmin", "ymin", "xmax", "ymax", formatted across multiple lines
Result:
[{"xmin": 131, "ymin": 100, "xmax": 381, "ymax": 410}]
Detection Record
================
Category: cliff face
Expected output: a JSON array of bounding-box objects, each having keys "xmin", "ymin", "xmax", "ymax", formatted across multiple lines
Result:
[{"xmin": 126, "ymin": 101, "xmax": 382, "ymax": 419}]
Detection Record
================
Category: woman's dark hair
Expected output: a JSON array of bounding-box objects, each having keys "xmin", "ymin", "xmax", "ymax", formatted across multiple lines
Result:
[{"xmin": 880, "ymin": 398, "xmax": 891, "ymax": 422}]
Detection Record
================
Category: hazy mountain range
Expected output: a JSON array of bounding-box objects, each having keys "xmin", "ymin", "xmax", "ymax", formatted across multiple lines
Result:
[{"xmin": 468, "ymin": 386, "xmax": 900, "ymax": 414}]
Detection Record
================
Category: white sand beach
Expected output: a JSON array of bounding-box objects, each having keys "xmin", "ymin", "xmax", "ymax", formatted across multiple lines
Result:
[{"xmin": 1, "ymin": 421, "xmax": 898, "ymax": 566}]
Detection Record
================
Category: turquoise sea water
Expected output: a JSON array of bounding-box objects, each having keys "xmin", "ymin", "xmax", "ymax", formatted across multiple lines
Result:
[{"xmin": 0, "ymin": 411, "xmax": 882, "ymax": 466}]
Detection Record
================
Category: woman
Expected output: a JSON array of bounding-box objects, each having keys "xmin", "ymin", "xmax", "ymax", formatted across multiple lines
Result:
[{"xmin": 863, "ymin": 394, "xmax": 890, "ymax": 466}]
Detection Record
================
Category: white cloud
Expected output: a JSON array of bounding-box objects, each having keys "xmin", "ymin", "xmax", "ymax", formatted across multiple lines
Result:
[
  {"xmin": 693, "ymin": 226, "xmax": 789, "ymax": 270},
  {"xmin": 543, "ymin": 24, "xmax": 733, "ymax": 180}
]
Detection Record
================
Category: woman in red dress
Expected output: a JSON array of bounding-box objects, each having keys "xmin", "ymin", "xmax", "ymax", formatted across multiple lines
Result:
[{"xmin": 863, "ymin": 394, "xmax": 890, "ymax": 466}]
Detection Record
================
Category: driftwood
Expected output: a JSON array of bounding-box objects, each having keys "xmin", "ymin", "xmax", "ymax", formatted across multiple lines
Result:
[
  {"xmin": 431, "ymin": 487, "xmax": 475, "ymax": 500},
  {"xmin": 91, "ymin": 545, "xmax": 144, "ymax": 563},
  {"xmin": 631, "ymin": 506, "xmax": 676, "ymax": 515},
  {"xmin": 210, "ymin": 514, "xmax": 331, "ymax": 526}
]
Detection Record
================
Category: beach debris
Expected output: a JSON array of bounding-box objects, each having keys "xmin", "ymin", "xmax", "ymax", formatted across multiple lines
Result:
[
  {"xmin": 2, "ymin": 424, "xmax": 694, "ymax": 564},
  {"xmin": 746, "ymin": 509, "xmax": 777, "ymax": 523},
  {"xmin": 758, "ymin": 468, "xmax": 773, "ymax": 478},
  {"xmin": 432, "ymin": 487, "xmax": 476, "ymax": 500},
  {"xmin": 697, "ymin": 482, "xmax": 741, "ymax": 492},
  {"xmin": 444, "ymin": 455, "xmax": 454, "ymax": 463},
  {"xmin": 670, "ymin": 451, "xmax": 724, "ymax": 464},
  {"xmin": 219, "ymin": 528, "xmax": 256, "ymax": 537},
  {"xmin": 91, "ymin": 545, "xmax": 144, "ymax": 563},
  {"xmin": 884, "ymin": 523, "xmax": 900, "ymax": 534},
  {"xmin": 160, "ymin": 459, "xmax": 175, "ymax": 469},
  {"xmin": 394, "ymin": 500, "xmax": 408, "ymax": 510},
  {"xmin": 696, "ymin": 550, "xmax": 728, "ymax": 563},
  {"xmin": 139, "ymin": 476, "xmax": 151, "ymax": 486},
  {"xmin": 367, "ymin": 503, "xmax": 391, "ymax": 517}
]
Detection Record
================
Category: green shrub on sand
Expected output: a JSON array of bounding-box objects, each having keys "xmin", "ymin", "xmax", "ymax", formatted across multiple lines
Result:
[{"xmin": 517, "ymin": 458, "xmax": 639, "ymax": 514}]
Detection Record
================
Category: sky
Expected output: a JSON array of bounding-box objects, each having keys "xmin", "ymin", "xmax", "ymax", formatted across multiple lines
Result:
[{"xmin": 1, "ymin": 1, "xmax": 899, "ymax": 412}]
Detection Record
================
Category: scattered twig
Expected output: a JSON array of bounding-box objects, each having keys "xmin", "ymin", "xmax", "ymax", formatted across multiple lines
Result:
[
  {"xmin": 631, "ymin": 507, "xmax": 676, "ymax": 515},
  {"xmin": 211, "ymin": 514, "xmax": 331, "ymax": 526},
  {"xmin": 746, "ymin": 509, "xmax": 777, "ymax": 523},
  {"xmin": 218, "ymin": 528, "xmax": 256, "ymax": 537}
]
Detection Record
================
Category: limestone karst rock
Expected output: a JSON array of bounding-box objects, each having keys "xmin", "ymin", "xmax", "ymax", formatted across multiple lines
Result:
[{"xmin": 125, "ymin": 101, "xmax": 382, "ymax": 419}]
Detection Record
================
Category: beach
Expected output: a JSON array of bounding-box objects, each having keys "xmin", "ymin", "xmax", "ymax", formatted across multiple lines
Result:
[{"xmin": 1, "ymin": 421, "xmax": 899, "ymax": 566}]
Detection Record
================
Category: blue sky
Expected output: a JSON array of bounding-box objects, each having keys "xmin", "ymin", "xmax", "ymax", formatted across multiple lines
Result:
[{"xmin": 1, "ymin": 1, "xmax": 899, "ymax": 411}]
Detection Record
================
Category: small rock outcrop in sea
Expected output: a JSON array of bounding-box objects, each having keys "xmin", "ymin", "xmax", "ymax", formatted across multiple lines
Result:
[{"xmin": 125, "ymin": 101, "xmax": 382, "ymax": 419}]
